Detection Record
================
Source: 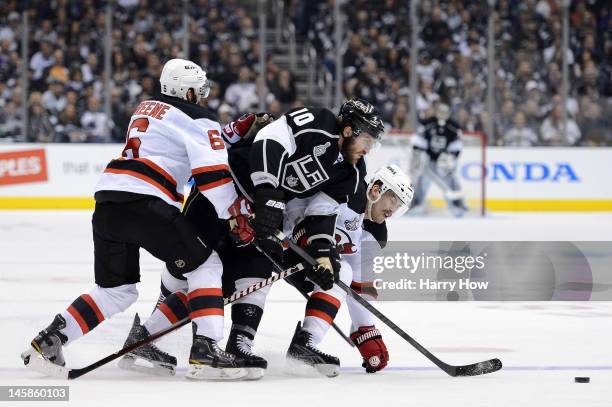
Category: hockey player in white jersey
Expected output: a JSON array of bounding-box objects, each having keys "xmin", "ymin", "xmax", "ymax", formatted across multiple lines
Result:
[
  {"xmin": 286, "ymin": 164, "xmax": 413, "ymax": 376},
  {"xmin": 21, "ymin": 58, "xmax": 255, "ymax": 380}
]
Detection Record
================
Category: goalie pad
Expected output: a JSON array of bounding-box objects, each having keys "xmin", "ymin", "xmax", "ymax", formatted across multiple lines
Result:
[{"xmin": 409, "ymin": 149, "xmax": 428, "ymax": 178}]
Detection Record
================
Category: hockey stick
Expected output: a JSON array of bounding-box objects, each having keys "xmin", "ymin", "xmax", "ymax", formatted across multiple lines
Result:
[
  {"xmin": 271, "ymin": 230, "xmax": 502, "ymax": 377},
  {"xmin": 252, "ymin": 243, "xmax": 355, "ymax": 348},
  {"xmin": 23, "ymin": 262, "xmax": 305, "ymax": 380}
]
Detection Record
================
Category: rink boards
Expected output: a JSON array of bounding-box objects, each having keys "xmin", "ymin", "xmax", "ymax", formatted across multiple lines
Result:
[{"xmin": 0, "ymin": 144, "xmax": 612, "ymax": 211}]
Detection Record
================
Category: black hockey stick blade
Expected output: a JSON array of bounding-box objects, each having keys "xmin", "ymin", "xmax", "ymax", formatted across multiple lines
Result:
[
  {"xmin": 451, "ymin": 358, "xmax": 503, "ymax": 377},
  {"xmin": 275, "ymin": 230, "xmax": 503, "ymax": 377}
]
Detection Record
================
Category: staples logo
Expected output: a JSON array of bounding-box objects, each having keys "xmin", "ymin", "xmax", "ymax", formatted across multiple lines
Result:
[
  {"xmin": 0, "ymin": 149, "xmax": 48, "ymax": 186},
  {"xmin": 462, "ymin": 162, "xmax": 579, "ymax": 183}
]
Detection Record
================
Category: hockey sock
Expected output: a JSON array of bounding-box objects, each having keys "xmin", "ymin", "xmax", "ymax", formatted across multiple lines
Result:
[
  {"xmin": 144, "ymin": 291, "xmax": 188, "ymax": 334},
  {"xmin": 229, "ymin": 277, "xmax": 270, "ymax": 341},
  {"xmin": 61, "ymin": 284, "xmax": 138, "ymax": 345},
  {"xmin": 185, "ymin": 252, "xmax": 224, "ymax": 341},
  {"xmin": 153, "ymin": 267, "xmax": 188, "ymax": 312},
  {"xmin": 229, "ymin": 303, "xmax": 264, "ymax": 341},
  {"xmin": 303, "ymin": 291, "xmax": 342, "ymax": 345}
]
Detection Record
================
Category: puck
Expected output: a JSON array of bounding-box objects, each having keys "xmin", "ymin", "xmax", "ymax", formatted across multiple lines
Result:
[{"xmin": 574, "ymin": 377, "xmax": 590, "ymax": 383}]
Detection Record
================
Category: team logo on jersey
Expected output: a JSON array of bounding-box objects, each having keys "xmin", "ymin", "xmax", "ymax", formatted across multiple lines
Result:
[
  {"xmin": 282, "ymin": 154, "xmax": 330, "ymax": 193},
  {"xmin": 313, "ymin": 142, "xmax": 331, "ymax": 157},
  {"xmin": 286, "ymin": 174, "xmax": 299, "ymax": 187},
  {"xmin": 335, "ymin": 229, "xmax": 357, "ymax": 254},
  {"xmin": 344, "ymin": 216, "xmax": 360, "ymax": 231},
  {"xmin": 430, "ymin": 135, "xmax": 446, "ymax": 152},
  {"xmin": 175, "ymin": 259, "xmax": 186, "ymax": 268}
]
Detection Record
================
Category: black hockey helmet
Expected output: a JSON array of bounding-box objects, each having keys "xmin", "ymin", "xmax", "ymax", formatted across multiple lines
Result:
[{"xmin": 338, "ymin": 98, "xmax": 385, "ymax": 140}]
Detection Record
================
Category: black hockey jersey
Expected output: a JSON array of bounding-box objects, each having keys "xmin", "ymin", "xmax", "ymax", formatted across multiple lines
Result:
[
  {"xmin": 228, "ymin": 107, "xmax": 363, "ymax": 206},
  {"xmin": 413, "ymin": 117, "xmax": 463, "ymax": 161}
]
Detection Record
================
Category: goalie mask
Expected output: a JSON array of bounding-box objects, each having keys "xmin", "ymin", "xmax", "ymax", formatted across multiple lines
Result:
[
  {"xmin": 435, "ymin": 103, "xmax": 450, "ymax": 125},
  {"xmin": 366, "ymin": 164, "xmax": 414, "ymax": 222},
  {"xmin": 160, "ymin": 58, "xmax": 211, "ymax": 103}
]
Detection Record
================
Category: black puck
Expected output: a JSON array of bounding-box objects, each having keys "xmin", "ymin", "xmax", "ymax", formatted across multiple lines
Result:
[{"xmin": 574, "ymin": 377, "xmax": 590, "ymax": 383}]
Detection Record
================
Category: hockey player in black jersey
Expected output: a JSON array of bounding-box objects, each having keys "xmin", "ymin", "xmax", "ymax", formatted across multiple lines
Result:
[{"xmin": 409, "ymin": 103, "xmax": 468, "ymax": 217}]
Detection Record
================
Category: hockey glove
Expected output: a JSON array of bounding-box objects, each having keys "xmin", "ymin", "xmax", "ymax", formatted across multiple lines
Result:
[
  {"xmin": 252, "ymin": 188, "xmax": 285, "ymax": 240},
  {"xmin": 228, "ymin": 196, "xmax": 255, "ymax": 246},
  {"xmin": 350, "ymin": 325, "xmax": 389, "ymax": 373},
  {"xmin": 435, "ymin": 152, "xmax": 458, "ymax": 177},
  {"xmin": 305, "ymin": 241, "xmax": 340, "ymax": 291},
  {"xmin": 224, "ymin": 112, "xmax": 275, "ymax": 143}
]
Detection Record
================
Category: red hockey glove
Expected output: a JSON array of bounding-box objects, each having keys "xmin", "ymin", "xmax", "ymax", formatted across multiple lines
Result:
[
  {"xmin": 223, "ymin": 112, "xmax": 275, "ymax": 142},
  {"xmin": 228, "ymin": 196, "xmax": 255, "ymax": 245},
  {"xmin": 350, "ymin": 325, "xmax": 389, "ymax": 373}
]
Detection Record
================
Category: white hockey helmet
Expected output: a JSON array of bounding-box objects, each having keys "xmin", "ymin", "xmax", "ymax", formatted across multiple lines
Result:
[
  {"xmin": 159, "ymin": 58, "xmax": 210, "ymax": 103},
  {"xmin": 366, "ymin": 164, "xmax": 414, "ymax": 218}
]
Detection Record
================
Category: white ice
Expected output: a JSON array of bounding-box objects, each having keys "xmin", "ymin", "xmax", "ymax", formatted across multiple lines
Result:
[{"xmin": 1, "ymin": 211, "xmax": 612, "ymax": 407}]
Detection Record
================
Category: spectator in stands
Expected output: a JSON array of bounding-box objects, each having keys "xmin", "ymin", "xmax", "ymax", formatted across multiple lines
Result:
[
  {"xmin": 42, "ymin": 79, "xmax": 67, "ymax": 116},
  {"xmin": 217, "ymin": 103, "xmax": 235, "ymax": 126},
  {"xmin": 224, "ymin": 66, "xmax": 258, "ymax": 114},
  {"xmin": 540, "ymin": 104, "xmax": 581, "ymax": 146},
  {"xmin": 389, "ymin": 103, "xmax": 412, "ymax": 131},
  {"xmin": 81, "ymin": 96, "xmax": 110, "ymax": 142},
  {"xmin": 422, "ymin": 6, "xmax": 451, "ymax": 60},
  {"xmin": 266, "ymin": 99, "xmax": 283, "ymax": 119},
  {"xmin": 55, "ymin": 104, "xmax": 87, "ymax": 143},
  {"xmin": 0, "ymin": 100, "xmax": 22, "ymax": 140},
  {"xmin": 28, "ymin": 101, "xmax": 55, "ymax": 142},
  {"xmin": 29, "ymin": 41, "xmax": 54, "ymax": 90},
  {"xmin": 269, "ymin": 69, "xmax": 297, "ymax": 109},
  {"xmin": 577, "ymin": 97, "xmax": 609, "ymax": 146},
  {"xmin": 501, "ymin": 112, "xmax": 539, "ymax": 146},
  {"xmin": 46, "ymin": 49, "xmax": 69, "ymax": 83}
]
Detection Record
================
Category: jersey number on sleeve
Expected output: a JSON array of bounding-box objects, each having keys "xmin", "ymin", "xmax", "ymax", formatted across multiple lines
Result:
[
  {"xmin": 122, "ymin": 118, "xmax": 149, "ymax": 158},
  {"xmin": 208, "ymin": 129, "xmax": 225, "ymax": 150}
]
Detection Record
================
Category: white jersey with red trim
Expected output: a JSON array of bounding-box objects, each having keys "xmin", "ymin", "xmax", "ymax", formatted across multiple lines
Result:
[
  {"xmin": 95, "ymin": 95, "xmax": 237, "ymax": 218},
  {"xmin": 333, "ymin": 182, "xmax": 388, "ymax": 330}
]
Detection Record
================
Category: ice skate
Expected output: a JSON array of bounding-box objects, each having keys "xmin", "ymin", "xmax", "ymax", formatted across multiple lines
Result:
[
  {"xmin": 226, "ymin": 332, "xmax": 267, "ymax": 380},
  {"xmin": 118, "ymin": 314, "xmax": 177, "ymax": 376},
  {"xmin": 286, "ymin": 322, "xmax": 340, "ymax": 377}
]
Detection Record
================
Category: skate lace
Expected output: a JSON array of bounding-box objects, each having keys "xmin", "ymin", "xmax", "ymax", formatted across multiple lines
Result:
[
  {"xmin": 212, "ymin": 341, "xmax": 234, "ymax": 359},
  {"xmin": 306, "ymin": 334, "xmax": 334, "ymax": 359},
  {"xmin": 236, "ymin": 335, "xmax": 255, "ymax": 356},
  {"xmin": 149, "ymin": 342, "xmax": 173, "ymax": 358}
]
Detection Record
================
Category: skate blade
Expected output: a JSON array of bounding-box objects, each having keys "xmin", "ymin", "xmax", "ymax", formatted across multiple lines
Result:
[
  {"xmin": 244, "ymin": 367, "xmax": 265, "ymax": 380},
  {"xmin": 118, "ymin": 355, "xmax": 176, "ymax": 377},
  {"xmin": 20, "ymin": 348, "xmax": 69, "ymax": 379},
  {"xmin": 186, "ymin": 364, "xmax": 248, "ymax": 381},
  {"xmin": 284, "ymin": 357, "xmax": 340, "ymax": 378}
]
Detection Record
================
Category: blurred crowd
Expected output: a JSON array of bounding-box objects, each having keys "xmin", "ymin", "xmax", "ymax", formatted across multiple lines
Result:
[
  {"xmin": 0, "ymin": 0, "xmax": 298, "ymax": 143},
  {"xmin": 292, "ymin": 0, "xmax": 612, "ymax": 146},
  {"xmin": 1, "ymin": 0, "xmax": 610, "ymax": 146}
]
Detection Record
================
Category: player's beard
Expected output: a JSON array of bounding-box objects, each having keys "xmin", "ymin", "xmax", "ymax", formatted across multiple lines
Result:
[{"xmin": 340, "ymin": 137, "xmax": 361, "ymax": 164}]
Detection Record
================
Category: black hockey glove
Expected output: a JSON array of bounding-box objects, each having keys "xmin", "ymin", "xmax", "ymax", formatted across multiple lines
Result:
[
  {"xmin": 305, "ymin": 241, "xmax": 340, "ymax": 291},
  {"xmin": 252, "ymin": 188, "xmax": 285, "ymax": 240}
]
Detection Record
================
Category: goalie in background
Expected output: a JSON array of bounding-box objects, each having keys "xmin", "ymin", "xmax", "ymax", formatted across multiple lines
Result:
[{"xmin": 408, "ymin": 103, "xmax": 468, "ymax": 217}]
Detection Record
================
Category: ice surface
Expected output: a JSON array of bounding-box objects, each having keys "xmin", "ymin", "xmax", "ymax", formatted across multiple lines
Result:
[{"xmin": 1, "ymin": 211, "xmax": 612, "ymax": 407}]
